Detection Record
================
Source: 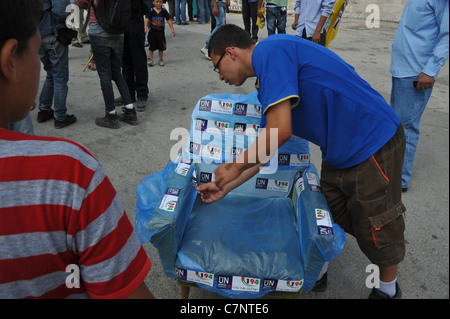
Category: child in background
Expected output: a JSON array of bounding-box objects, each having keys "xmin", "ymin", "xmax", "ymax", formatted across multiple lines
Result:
[{"xmin": 145, "ymin": 0, "xmax": 176, "ymax": 66}]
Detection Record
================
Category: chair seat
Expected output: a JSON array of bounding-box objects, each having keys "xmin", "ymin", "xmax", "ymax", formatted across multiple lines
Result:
[{"xmin": 176, "ymin": 193, "xmax": 304, "ymax": 298}]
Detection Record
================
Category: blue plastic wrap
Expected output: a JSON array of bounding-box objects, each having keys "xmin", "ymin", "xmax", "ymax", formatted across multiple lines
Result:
[
  {"xmin": 135, "ymin": 93, "xmax": 345, "ymax": 298},
  {"xmin": 135, "ymin": 155, "xmax": 197, "ymax": 278}
]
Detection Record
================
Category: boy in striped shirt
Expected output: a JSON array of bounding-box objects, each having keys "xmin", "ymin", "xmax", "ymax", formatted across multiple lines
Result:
[{"xmin": 0, "ymin": 0, "xmax": 154, "ymax": 299}]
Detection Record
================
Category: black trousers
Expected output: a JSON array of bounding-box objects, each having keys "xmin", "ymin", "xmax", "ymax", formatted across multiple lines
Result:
[
  {"xmin": 242, "ymin": 0, "xmax": 258, "ymax": 39},
  {"xmin": 123, "ymin": 16, "xmax": 149, "ymax": 101}
]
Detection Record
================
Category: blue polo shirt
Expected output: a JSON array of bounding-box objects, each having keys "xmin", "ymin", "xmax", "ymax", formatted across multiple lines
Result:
[{"xmin": 252, "ymin": 34, "xmax": 400, "ymax": 169}]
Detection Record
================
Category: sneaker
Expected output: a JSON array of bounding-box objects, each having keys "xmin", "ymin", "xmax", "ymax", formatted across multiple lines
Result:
[
  {"xmin": 312, "ymin": 272, "xmax": 328, "ymax": 292},
  {"xmin": 181, "ymin": 22, "xmax": 189, "ymax": 25},
  {"xmin": 200, "ymin": 47, "xmax": 210, "ymax": 60},
  {"xmin": 54, "ymin": 114, "xmax": 76, "ymax": 129},
  {"xmin": 72, "ymin": 42, "xmax": 83, "ymax": 48},
  {"xmin": 95, "ymin": 112, "xmax": 119, "ymax": 129},
  {"xmin": 136, "ymin": 99, "xmax": 147, "ymax": 112},
  {"xmin": 148, "ymin": 58, "xmax": 153, "ymax": 66},
  {"xmin": 37, "ymin": 109, "xmax": 54, "ymax": 123},
  {"xmin": 368, "ymin": 282, "xmax": 402, "ymax": 299},
  {"xmin": 159, "ymin": 59, "xmax": 164, "ymax": 66},
  {"xmin": 119, "ymin": 107, "xmax": 138, "ymax": 126}
]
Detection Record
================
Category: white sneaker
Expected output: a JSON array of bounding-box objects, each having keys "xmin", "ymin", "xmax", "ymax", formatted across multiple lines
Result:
[
  {"xmin": 147, "ymin": 58, "xmax": 153, "ymax": 66},
  {"xmin": 159, "ymin": 59, "xmax": 164, "ymax": 66},
  {"xmin": 200, "ymin": 47, "xmax": 210, "ymax": 60}
]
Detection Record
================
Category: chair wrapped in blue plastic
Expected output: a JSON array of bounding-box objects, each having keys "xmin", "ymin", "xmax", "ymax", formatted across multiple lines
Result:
[{"xmin": 135, "ymin": 92, "xmax": 345, "ymax": 298}]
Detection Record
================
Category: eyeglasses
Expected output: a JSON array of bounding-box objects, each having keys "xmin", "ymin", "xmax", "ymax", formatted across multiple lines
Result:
[{"xmin": 213, "ymin": 51, "xmax": 226, "ymax": 73}]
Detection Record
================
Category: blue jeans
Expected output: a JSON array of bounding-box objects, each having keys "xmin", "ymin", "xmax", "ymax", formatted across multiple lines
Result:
[
  {"xmin": 38, "ymin": 35, "xmax": 69, "ymax": 121},
  {"xmin": 266, "ymin": 6, "xmax": 287, "ymax": 36},
  {"xmin": 90, "ymin": 35, "xmax": 133, "ymax": 113},
  {"xmin": 205, "ymin": 1, "xmax": 227, "ymax": 49},
  {"xmin": 175, "ymin": 0, "xmax": 187, "ymax": 23},
  {"xmin": 197, "ymin": 0, "xmax": 210, "ymax": 23},
  {"xmin": 390, "ymin": 76, "xmax": 433, "ymax": 188}
]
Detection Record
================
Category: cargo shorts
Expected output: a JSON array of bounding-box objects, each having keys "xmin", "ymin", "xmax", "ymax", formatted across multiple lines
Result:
[{"xmin": 320, "ymin": 124, "xmax": 406, "ymax": 267}]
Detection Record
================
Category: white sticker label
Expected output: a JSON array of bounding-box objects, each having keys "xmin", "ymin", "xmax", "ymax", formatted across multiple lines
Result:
[
  {"xmin": 231, "ymin": 276, "xmax": 261, "ymax": 292},
  {"xmin": 316, "ymin": 209, "xmax": 333, "ymax": 227},
  {"xmin": 295, "ymin": 177, "xmax": 304, "ymax": 195},
  {"xmin": 267, "ymin": 179, "xmax": 290, "ymax": 192},
  {"xmin": 207, "ymin": 120, "xmax": 230, "ymax": 135},
  {"xmin": 159, "ymin": 188, "xmax": 181, "ymax": 212},
  {"xmin": 211, "ymin": 100, "xmax": 234, "ymax": 115},
  {"xmin": 175, "ymin": 163, "xmax": 190, "ymax": 176},
  {"xmin": 186, "ymin": 270, "xmax": 214, "ymax": 287},
  {"xmin": 315, "ymin": 208, "xmax": 334, "ymax": 235},
  {"xmin": 290, "ymin": 154, "xmax": 310, "ymax": 167},
  {"xmin": 275, "ymin": 279, "xmax": 303, "ymax": 292},
  {"xmin": 201, "ymin": 145, "xmax": 222, "ymax": 160}
]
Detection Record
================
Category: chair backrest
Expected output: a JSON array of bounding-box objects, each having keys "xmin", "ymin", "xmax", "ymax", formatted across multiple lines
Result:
[{"xmin": 186, "ymin": 92, "xmax": 310, "ymax": 198}]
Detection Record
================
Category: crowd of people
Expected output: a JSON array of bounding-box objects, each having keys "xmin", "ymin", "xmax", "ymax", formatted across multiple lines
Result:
[{"xmin": 0, "ymin": 0, "xmax": 448, "ymax": 299}]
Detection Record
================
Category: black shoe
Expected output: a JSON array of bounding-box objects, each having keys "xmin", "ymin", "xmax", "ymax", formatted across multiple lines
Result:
[
  {"xmin": 95, "ymin": 113, "xmax": 119, "ymax": 129},
  {"xmin": 136, "ymin": 99, "xmax": 147, "ymax": 112},
  {"xmin": 402, "ymin": 188, "xmax": 408, "ymax": 193},
  {"xmin": 54, "ymin": 114, "xmax": 76, "ymax": 129},
  {"xmin": 368, "ymin": 282, "xmax": 402, "ymax": 299},
  {"xmin": 312, "ymin": 272, "xmax": 327, "ymax": 292},
  {"xmin": 119, "ymin": 107, "xmax": 138, "ymax": 125},
  {"xmin": 37, "ymin": 109, "xmax": 54, "ymax": 123},
  {"xmin": 72, "ymin": 42, "xmax": 83, "ymax": 48}
]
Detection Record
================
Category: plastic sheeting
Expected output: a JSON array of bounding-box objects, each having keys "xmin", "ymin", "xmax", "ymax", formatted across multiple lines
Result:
[{"xmin": 135, "ymin": 93, "xmax": 345, "ymax": 298}]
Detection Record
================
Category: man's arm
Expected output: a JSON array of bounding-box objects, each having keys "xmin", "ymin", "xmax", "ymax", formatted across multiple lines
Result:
[
  {"xmin": 418, "ymin": 1, "xmax": 449, "ymax": 90},
  {"xmin": 198, "ymin": 99, "xmax": 293, "ymax": 202}
]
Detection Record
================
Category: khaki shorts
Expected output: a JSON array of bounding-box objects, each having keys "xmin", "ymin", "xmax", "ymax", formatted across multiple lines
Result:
[{"xmin": 320, "ymin": 124, "xmax": 406, "ymax": 267}]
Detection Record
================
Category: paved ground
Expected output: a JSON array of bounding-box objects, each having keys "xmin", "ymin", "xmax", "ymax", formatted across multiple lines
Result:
[{"xmin": 34, "ymin": 13, "xmax": 448, "ymax": 299}]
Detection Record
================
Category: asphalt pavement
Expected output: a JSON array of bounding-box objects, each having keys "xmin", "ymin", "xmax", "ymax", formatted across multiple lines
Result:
[{"xmin": 34, "ymin": 13, "xmax": 449, "ymax": 299}]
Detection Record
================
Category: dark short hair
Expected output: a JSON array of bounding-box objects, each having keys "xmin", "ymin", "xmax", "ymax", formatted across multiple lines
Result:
[
  {"xmin": 208, "ymin": 24, "xmax": 254, "ymax": 57},
  {"xmin": 0, "ymin": 0, "xmax": 43, "ymax": 55}
]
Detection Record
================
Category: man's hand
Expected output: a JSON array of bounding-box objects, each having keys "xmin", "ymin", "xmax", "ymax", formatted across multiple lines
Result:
[
  {"xmin": 197, "ymin": 182, "xmax": 229, "ymax": 203},
  {"xmin": 416, "ymin": 72, "xmax": 435, "ymax": 90},
  {"xmin": 312, "ymin": 30, "xmax": 321, "ymax": 43}
]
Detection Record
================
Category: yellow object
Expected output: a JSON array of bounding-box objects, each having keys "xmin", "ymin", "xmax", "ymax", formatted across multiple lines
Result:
[
  {"xmin": 325, "ymin": 0, "xmax": 348, "ymax": 48},
  {"xmin": 256, "ymin": 6, "xmax": 265, "ymax": 29}
]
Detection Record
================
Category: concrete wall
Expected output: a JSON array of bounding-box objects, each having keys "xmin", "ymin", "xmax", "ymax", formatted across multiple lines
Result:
[{"xmin": 229, "ymin": 0, "xmax": 408, "ymax": 23}]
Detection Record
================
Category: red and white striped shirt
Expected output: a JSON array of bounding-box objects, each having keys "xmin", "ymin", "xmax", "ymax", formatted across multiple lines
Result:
[{"xmin": 0, "ymin": 128, "xmax": 151, "ymax": 298}]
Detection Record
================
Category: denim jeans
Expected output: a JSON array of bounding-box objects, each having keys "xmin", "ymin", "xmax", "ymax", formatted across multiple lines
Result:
[
  {"xmin": 266, "ymin": 6, "xmax": 287, "ymax": 36},
  {"xmin": 175, "ymin": 0, "xmax": 187, "ymax": 23},
  {"xmin": 197, "ymin": 0, "xmax": 210, "ymax": 23},
  {"xmin": 205, "ymin": 1, "xmax": 227, "ymax": 49},
  {"xmin": 390, "ymin": 76, "xmax": 433, "ymax": 188},
  {"xmin": 90, "ymin": 35, "xmax": 133, "ymax": 114},
  {"xmin": 38, "ymin": 35, "xmax": 69, "ymax": 121}
]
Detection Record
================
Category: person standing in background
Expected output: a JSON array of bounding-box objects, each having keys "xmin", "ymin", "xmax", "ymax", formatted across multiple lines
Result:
[
  {"xmin": 37, "ymin": 0, "xmax": 77, "ymax": 129},
  {"xmin": 117, "ymin": 0, "xmax": 150, "ymax": 112},
  {"xmin": 291, "ymin": 0, "xmax": 336, "ymax": 46},
  {"xmin": 242, "ymin": 0, "xmax": 259, "ymax": 42},
  {"xmin": 257, "ymin": 0, "xmax": 287, "ymax": 36},
  {"xmin": 390, "ymin": 0, "xmax": 449, "ymax": 192}
]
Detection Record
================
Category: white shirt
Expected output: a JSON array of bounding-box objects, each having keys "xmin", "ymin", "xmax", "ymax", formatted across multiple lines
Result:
[{"xmin": 294, "ymin": 0, "xmax": 336, "ymax": 38}]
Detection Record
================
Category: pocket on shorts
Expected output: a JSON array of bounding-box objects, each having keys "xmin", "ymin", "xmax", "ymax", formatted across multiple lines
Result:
[{"xmin": 368, "ymin": 202, "xmax": 406, "ymax": 249}]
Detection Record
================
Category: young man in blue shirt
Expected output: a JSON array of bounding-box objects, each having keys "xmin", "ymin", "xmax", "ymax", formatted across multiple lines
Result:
[
  {"xmin": 198, "ymin": 24, "xmax": 406, "ymax": 299},
  {"xmin": 390, "ymin": 0, "xmax": 449, "ymax": 192}
]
